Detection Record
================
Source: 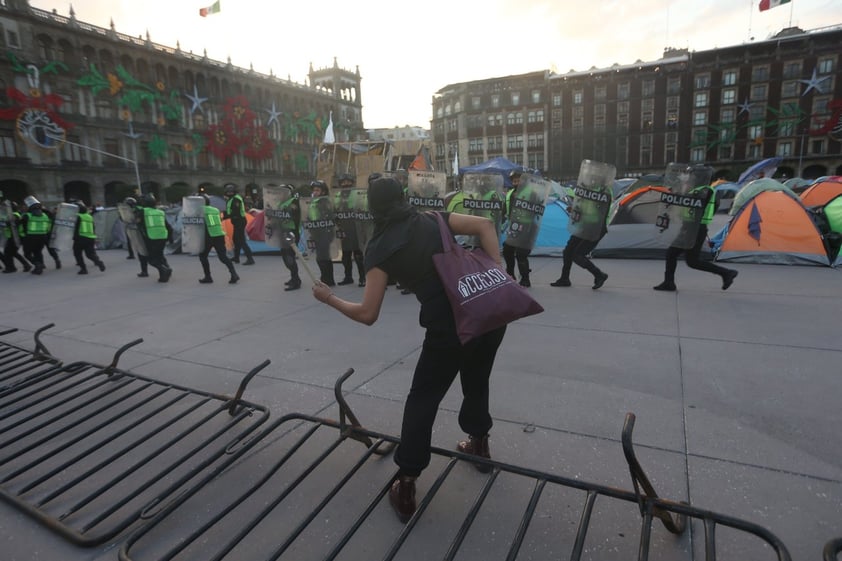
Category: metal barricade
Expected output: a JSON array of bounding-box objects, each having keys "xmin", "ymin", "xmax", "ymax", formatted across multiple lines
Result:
[
  {"xmin": 0, "ymin": 336, "xmax": 272, "ymax": 546},
  {"xmin": 119, "ymin": 369, "xmax": 792, "ymax": 561},
  {"xmin": 0, "ymin": 325, "xmax": 63, "ymax": 394}
]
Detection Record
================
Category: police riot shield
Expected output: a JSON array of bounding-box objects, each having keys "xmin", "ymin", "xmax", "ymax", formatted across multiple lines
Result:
[
  {"xmin": 349, "ymin": 188, "xmax": 375, "ymax": 252},
  {"xmin": 262, "ymin": 185, "xmax": 298, "ymax": 249},
  {"xmin": 300, "ymin": 196, "xmax": 339, "ymax": 261},
  {"xmin": 568, "ymin": 160, "xmax": 616, "ymax": 241},
  {"xmin": 332, "ymin": 188, "xmax": 361, "ymax": 251},
  {"xmin": 654, "ymin": 163, "xmax": 714, "ymax": 249},
  {"xmin": 181, "ymin": 196, "xmax": 206, "ymax": 255},
  {"xmin": 4, "ymin": 201, "xmax": 20, "ymax": 247},
  {"xmin": 118, "ymin": 203, "xmax": 148, "ymax": 257},
  {"xmin": 407, "ymin": 171, "xmax": 447, "ymax": 212},
  {"xmin": 0, "ymin": 202, "xmax": 10, "ymax": 246},
  {"xmin": 503, "ymin": 174, "xmax": 552, "ymax": 251},
  {"xmin": 49, "ymin": 202, "xmax": 79, "ymax": 251},
  {"xmin": 461, "ymin": 173, "xmax": 506, "ymax": 243}
]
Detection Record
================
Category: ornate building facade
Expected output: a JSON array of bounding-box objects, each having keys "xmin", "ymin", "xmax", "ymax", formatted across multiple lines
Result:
[
  {"xmin": 0, "ymin": 0, "xmax": 364, "ymax": 207},
  {"xmin": 432, "ymin": 25, "xmax": 842, "ymax": 182}
]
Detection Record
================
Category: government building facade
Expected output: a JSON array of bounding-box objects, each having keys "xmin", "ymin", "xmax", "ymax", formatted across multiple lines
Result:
[
  {"xmin": 432, "ymin": 25, "xmax": 842, "ymax": 182},
  {"xmin": 0, "ymin": 0, "xmax": 364, "ymax": 207}
]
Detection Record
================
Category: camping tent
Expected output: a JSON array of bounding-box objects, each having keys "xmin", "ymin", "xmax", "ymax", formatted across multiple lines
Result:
[
  {"xmin": 458, "ymin": 157, "xmax": 526, "ymax": 188},
  {"xmin": 716, "ymin": 190, "xmax": 831, "ymax": 266},
  {"xmin": 799, "ymin": 176, "xmax": 842, "ymax": 208},
  {"xmin": 530, "ymin": 199, "xmax": 571, "ymax": 257},
  {"xmin": 729, "ymin": 178, "xmax": 797, "ymax": 216}
]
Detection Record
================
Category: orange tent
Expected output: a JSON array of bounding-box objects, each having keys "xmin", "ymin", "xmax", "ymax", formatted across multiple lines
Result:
[
  {"xmin": 717, "ymin": 190, "xmax": 830, "ymax": 266},
  {"xmin": 221, "ymin": 212, "xmax": 255, "ymax": 250},
  {"xmin": 799, "ymin": 177, "xmax": 842, "ymax": 208}
]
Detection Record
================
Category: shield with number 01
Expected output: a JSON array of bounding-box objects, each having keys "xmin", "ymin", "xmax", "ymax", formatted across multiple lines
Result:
[
  {"xmin": 181, "ymin": 196, "xmax": 206, "ymax": 255},
  {"xmin": 654, "ymin": 163, "xmax": 714, "ymax": 249},
  {"xmin": 48, "ymin": 202, "xmax": 79, "ymax": 251},
  {"xmin": 407, "ymin": 171, "xmax": 446, "ymax": 212},
  {"xmin": 568, "ymin": 160, "xmax": 616, "ymax": 241},
  {"xmin": 118, "ymin": 203, "xmax": 147, "ymax": 257},
  {"xmin": 504, "ymin": 174, "xmax": 551, "ymax": 251}
]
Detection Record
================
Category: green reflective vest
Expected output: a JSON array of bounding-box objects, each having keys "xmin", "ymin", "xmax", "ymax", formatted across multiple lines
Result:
[
  {"xmin": 77, "ymin": 213, "xmax": 96, "ymax": 239},
  {"xmin": 25, "ymin": 212, "xmax": 51, "ymax": 235},
  {"xmin": 226, "ymin": 194, "xmax": 246, "ymax": 218},
  {"xmin": 142, "ymin": 207, "xmax": 168, "ymax": 240},
  {"xmin": 204, "ymin": 206, "xmax": 224, "ymax": 237}
]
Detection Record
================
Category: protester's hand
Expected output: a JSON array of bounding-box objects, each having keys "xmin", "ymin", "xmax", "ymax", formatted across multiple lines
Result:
[{"xmin": 312, "ymin": 281, "xmax": 333, "ymax": 303}]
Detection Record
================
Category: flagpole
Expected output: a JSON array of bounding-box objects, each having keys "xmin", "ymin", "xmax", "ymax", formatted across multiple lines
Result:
[
  {"xmin": 788, "ymin": 0, "xmax": 794, "ymax": 27},
  {"xmin": 747, "ymin": 0, "xmax": 754, "ymax": 42}
]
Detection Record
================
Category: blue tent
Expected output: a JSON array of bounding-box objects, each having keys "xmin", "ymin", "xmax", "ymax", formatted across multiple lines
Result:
[
  {"xmin": 459, "ymin": 157, "xmax": 528, "ymax": 188},
  {"xmin": 528, "ymin": 199, "xmax": 571, "ymax": 257}
]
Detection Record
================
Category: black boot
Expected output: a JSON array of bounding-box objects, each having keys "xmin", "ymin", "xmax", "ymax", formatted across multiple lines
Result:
[
  {"xmin": 337, "ymin": 276, "xmax": 354, "ymax": 285},
  {"xmin": 229, "ymin": 271, "xmax": 239, "ymax": 284},
  {"xmin": 457, "ymin": 435, "xmax": 492, "ymax": 473},
  {"xmin": 317, "ymin": 260, "xmax": 335, "ymax": 286},
  {"xmin": 550, "ymin": 277, "xmax": 571, "ymax": 287},
  {"xmin": 199, "ymin": 275, "xmax": 213, "ymax": 284},
  {"xmin": 592, "ymin": 271, "xmax": 608, "ymax": 290},
  {"xmin": 78, "ymin": 267, "xmax": 88, "ymax": 275},
  {"xmin": 284, "ymin": 277, "xmax": 301, "ymax": 291},
  {"xmin": 389, "ymin": 476, "xmax": 417, "ymax": 523}
]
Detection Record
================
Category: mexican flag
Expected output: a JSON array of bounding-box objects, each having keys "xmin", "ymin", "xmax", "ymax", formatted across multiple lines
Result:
[
  {"xmin": 199, "ymin": 0, "xmax": 220, "ymax": 17},
  {"xmin": 759, "ymin": 0, "xmax": 791, "ymax": 12}
]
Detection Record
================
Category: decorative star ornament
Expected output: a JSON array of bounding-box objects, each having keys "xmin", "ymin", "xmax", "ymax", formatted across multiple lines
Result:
[
  {"xmin": 264, "ymin": 101, "xmax": 282, "ymax": 127},
  {"xmin": 737, "ymin": 98, "xmax": 752, "ymax": 116},
  {"xmin": 121, "ymin": 121, "xmax": 142, "ymax": 140},
  {"xmin": 799, "ymin": 68, "xmax": 831, "ymax": 96},
  {"xmin": 185, "ymin": 85, "xmax": 208, "ymax": 115}
]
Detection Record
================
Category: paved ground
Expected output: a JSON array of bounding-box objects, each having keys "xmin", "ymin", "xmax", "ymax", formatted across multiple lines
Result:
[{"xmin": 0, "ymin": 249, "xmax": 840, "ymax": 561}]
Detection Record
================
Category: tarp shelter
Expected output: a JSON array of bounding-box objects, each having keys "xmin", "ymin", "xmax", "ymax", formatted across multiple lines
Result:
[
  {"xmin": 737, "ymin": 157, "xmax": 782, "ymax": 186},
  {"xmin": 799, "ymin": 176, "xmax": 842, "ymax": 208},
  {"xmin": 716, "ymin": 190, "xmax": 830, "ymax": 266},
  {"xmin": 459, "ymin": 157, "xmax": 526, "ymax": 188}
]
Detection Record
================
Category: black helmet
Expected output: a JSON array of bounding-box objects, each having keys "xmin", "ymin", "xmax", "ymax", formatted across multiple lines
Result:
[
  {"xmin": 509, "ymin": 169, "xmax": 522, "ymax": 179},
  {"xmin": 309, "ymin": 180, "xmax": 328, "ymax": 194},
  {"xmin": 367, "ymin": 172, "xmax": 383, "ymax": 186},
  {"xmin": 77, "ymin": 201, "xmax": 88, "ymax": 214},
  {"xmin": 338, "ymin": 173, "xmax": 354, "ymax": 187},
  {"xmin": 124, "ymin": 197, "xmax": 137, "ymax": 207},
  {"xmin": 224, "ymin": 183, "xmax": 237, "ymax": 196},
  {"xmin": 141, "ymin": 193, "xmax": 156, "ymax": 207},
  {"xmin": 201, "ymin": 194, "xmax": 210, "ymax": 205}
]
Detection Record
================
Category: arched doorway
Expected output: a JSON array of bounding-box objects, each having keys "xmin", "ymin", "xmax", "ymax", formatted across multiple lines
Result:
[
  {"xmin": 63, "ymin": 181, "xmax": 92, "ymax": 204},
  {"xmin": 776, "ymin": 166, "xmax": 795, "ymax": 180},
  {"xmin": 166, "ymin": 182, "xmax": 193, "ymax": 204},
  {"xmin": 0, "ymin": 179, "xmax": 30, "ymax": 204},
  {"xmin": 141, "ymin": 181, "xmax": 161, "ymax": 201},
  {"xmin": 803, "ymin": 164, "xmax": 827, "ymax": 180},
  {"xmin": 104, "ymin": 181, "xmax": 137, "ymax": 207}
]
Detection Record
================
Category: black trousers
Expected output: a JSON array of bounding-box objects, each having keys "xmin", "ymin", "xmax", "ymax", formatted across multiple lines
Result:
[
  {"xmin": 394, "ymin": 325, "xmax": 507, "ymax": 477},
  {"xmin": 231, "ymin": 219, "xmax": 253, "ymax": 261},
  {"xmin": 341, "ymin": 249, "xmax": 364, "ymax": 280},
  {"xmin": 280, "ymin": 246, "xmax": 299, "ymax": 281},
  {"xmin": 2, "ymin": 239, "xmax": 30, "ymax": 270},
  {"xmin": 146, "ymin": 239, "xmax": 170, "ymax": 278},
  {"xmin": 561, "ymin": 235, "xmax": 602, "ymax": 280},
  {"xmin": 73, "ymin": 238, "xmax": 103, "ymax": 269},
  {"xmin": 22, "ymin": 235, "xmax": 47, "ymax": 270},
  {"xmin": 662, "ymin": 225, "xmax": 730, "ymax": 283},
  {"xmin": 199, "ymin": 235, "xmax": 236, "ymax": 278},
  {"xmin": 502, "ymin": 243, "xmax": 531, "ymax": 279}
]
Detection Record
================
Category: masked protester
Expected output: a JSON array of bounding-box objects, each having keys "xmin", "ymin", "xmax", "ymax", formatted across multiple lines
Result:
[
  {"xmin": 311, "ymin": 177, "xmax": 508, "ymax": 524},
  {"xmin": 222, "ymin": 184, "xmax": 255, "ymax": 265}
]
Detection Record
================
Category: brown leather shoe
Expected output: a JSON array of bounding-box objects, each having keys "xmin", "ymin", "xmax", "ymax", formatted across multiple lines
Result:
[
  {"xmin": 389, "ymin": 476, "xmax": 416, "ymax": 523},
  {"xmin": 457, "ymin": 435, "xmax": 492, "ymax": 473}
]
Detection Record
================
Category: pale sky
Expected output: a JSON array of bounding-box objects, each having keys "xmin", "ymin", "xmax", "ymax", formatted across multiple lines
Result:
[{"xmin": 31, "ymin": 0, "xmax": 842, "ymax": 129}]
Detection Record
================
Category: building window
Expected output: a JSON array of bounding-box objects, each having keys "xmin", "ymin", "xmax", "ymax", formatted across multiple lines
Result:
[
  {"xmin": 573, "ymin": 90, "xmax": 583, "ymax": 104},
  {"xmin": 469, "ymin": 138, "xmax": 483, "ymax": 152},
  {"xmin": 667, "ymin": 113, "xmax": 678, "ymax": 128},
  {"xmin": 722, "ymin": 70, "xmax": 738, "ymax": 86},
  {"xmin": 454, "ymin": 101, "xmax": 462, "ymax": 113},
  {"xmin": 719, "ymin": 145, "xmax": 733, "ymax": 160},
  {"xmin": 691, "ymin": 147, "xmax": 705, "ymax": 162},
  {"xmin": 507, "ymin": 134, "xmax": 523, "ymax": 150},
  {"xmin": 444, "ymin": 104, "xmax": 452, "ymax": 116},
  {"xmin": 511, "ymin": 92, "xmax": 520, "ymax": 105},
  {"xmin": 594, "ymin": 86, "xmax": 606, "ymax": 101},
  {"xmin": 748, "ymin": 124, "xmax": 764, "ymax": 140},
  {"xmin": 748, "ymin": 144, "xmax": 762, "ymax": 159},
  {"xmin": 64, "ymin": 134, "xmax": 83, "ymax": 161},
  {"xmin": 811, "ymin": 139, "xmax": 825, "ymax": 154},
  {"xmin": 721, "ymin": 108, "xmax": 736, "ymax": 123},
  {"xmin": 472, "ymin": 96, "xmax": 481, "ymax": 110},
  {"xmin": 436, "ymin": 107, "xmax": 444, "ymax": 119},
  {"xmin": 507, "ymin": 112, "xmax": 516, "ymax": 126},
  {"xmin": 618, "ymin": 82, "xmax": 630, "ymax": 100},
  {"xmin": 666, "ymin": 96, "xmax": 679, "ymax": 110},
  {"xmin": 551, "ymin": 109, "xmax": 561, "ymax": 127},
  {"xmin": 694, "ymin": 111, "xmax": 707, "ymax": 126},
  {"xmin": 552, "ymin": 94, "xmax": 561, "ymax": 107},
  {"xmin": 667, "ymin": 77, "xmax": 681, "ymax": 95},
  {"xmin": 777, "ymin": 141, "xmax": 793, "ymax": 156},
  {"xmin": 531, "ymin": 90, "xmax": 541, "ymax": 103},
  {"xmin": 642, "ymin": 112, "xmax": 653, "ymax": 129},
  {"xmin": 491, "ymin": 94, "xmax": 500, "ymax": 108},
  {"xmin": 527, "ymin": 153, "xmax": 543, "ymax": 171},
  {"xmin": 722, "ymin": 89, "xmax": 736, "ymax": 104},
  {"xmin": 617, "ymin": 113, "xmax": 628, "ymax": 130},
  {"xmin": 694, "ymin": 73, "xmax": 711, "ymax": 89},
  {"xmin": 527, "ymin": 133, "xmax": 544, "ymax": 148},
  {"xmin": 749, "ymin": 104, "xmax": 765, "ymax": 121},
  {"xmin": 694, "ymin": 92, "xmax": 708, "ymax": 108},
  {"xmin": 778, "ymin": 119, "xmax": 796, "ymax": 137},
  {"xmin": 750, "ymin": 84, "xmax": 767, "ymax": 101},
  {"xmin": 752, "ymin": 65, "xmax": 769, "ymax": 82},
  {"xmin": 0, "ymin": 130, "xmax": 16, "ymax": 158},
  {"xmin": 642, "ymin": 98, "xmax": 655, "ymax": 113},
  {"xmin": 782, "ymin": 61, "xmax": 802, "ymax": 79},
  {"xmin": 813, "ymin": 97, "xmax": 830, "ymax": 115},
  {"xmin": 781, "ymin": 81, "xmax": 799, "ymax": 98},
  {"xmin": 642, "ymin": 79, "xmax": 655, "ymax": 97},
  {"xmin": 818, "ymin": 57, "xmax": 834, "ymax": 74}
]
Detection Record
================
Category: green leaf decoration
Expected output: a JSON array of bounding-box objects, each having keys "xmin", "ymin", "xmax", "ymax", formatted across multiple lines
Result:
[
  {"xmin": 77, "ymin": 64, "xmax": 109, "ymax": 95},
  {"xmin": 148, "ymin": 134, "xmax": 169, "ymax": 159},
  {"xmin": 115, "ymin": 65, "xmax": 153, "ymax": 91}
]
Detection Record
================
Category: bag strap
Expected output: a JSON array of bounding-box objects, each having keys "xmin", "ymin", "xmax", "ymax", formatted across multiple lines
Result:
[{"xmin": 432, "ymin": 211, "xmax": 456, "ymax": 253}]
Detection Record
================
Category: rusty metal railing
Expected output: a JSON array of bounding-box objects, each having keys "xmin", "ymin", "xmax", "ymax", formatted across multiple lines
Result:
[{"xmin": 0, "ymin": 325, "xmax": 63, "ymax": 395}]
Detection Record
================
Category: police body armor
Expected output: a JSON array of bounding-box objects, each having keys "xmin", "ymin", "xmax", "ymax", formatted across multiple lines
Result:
[
  {"xmin": 504, "ymin": 174, "xmax": 552, "ymax": 251},
  {"xmin": 568, "ymin": 160, "xmax": 616, "ymax": 242},
  {"xmin": 333, "ymin": 188, "xmax": 360, "ymax": 251},
  {"xmin": 49, "ymin": 202, "xmax": 79, "ymax": 251},
  {"xmin": 300, "ymin": 195, "xmax": 339, "ymax": 261},
  {"xmin": 350, "ymin": 188, "xmax": 375, "ymax": 253},
  {"xmin": 407, "ymin": 171, "xmax": 447, "ymax": 212},
  {"xmin": 118, "ymin": 203, "xmax": 148, "ymax": 257},
  {"xmin": 654, "ymin": 163, "xmax": 714, "ymax": 249},
  {"xmin": 181, "ymin": 196, "xmax": 206, "ymax": 254},
  {"xmin": 461, "ymin": 173, "xmax": 506, "ymax": 244}
]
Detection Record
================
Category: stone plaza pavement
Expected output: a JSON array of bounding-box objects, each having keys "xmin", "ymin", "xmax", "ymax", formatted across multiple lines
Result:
[{"xmin": 0, "ymin": 250, "xmax": 840, "ymax": 561}]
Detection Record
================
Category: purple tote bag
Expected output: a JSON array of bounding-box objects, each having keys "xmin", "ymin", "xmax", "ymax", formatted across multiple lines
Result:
[{"xmin": 431, "ymin": 212, "xmax": 544, "ymax": 344}]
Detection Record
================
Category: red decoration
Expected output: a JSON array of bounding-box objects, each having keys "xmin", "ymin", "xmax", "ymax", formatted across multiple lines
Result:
[{"xmin": 203, "ymin": 95, "xmax": 274, "ymax": 162}]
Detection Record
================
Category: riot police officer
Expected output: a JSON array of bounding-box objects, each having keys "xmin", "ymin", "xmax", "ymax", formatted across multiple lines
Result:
[
  {"xmin": 1, "ymin": 201, "xmax": 32, "ymax": 273},
  {"xmin": 502, "ymin": 170, "xmax": 533, "ymax": 287},
  {"xmin": 136, "ymin": 193, "xmax": 172, "ymax": 283},
  {"xmin": 334, "ymin": 174, "xmax": 365, "ymax": 287},
  {"xmin": 19, "ymin": 196, "xmax": 51, "ymax": 275},
  {"xmin": 222, "ymin": 184, "xmax": 255, "ymax": 265},
  {"xmin": 198, "ymin": 194, "xmax": 239, "ymax": 284},
  {"xmin": 73, "ymin": 201, "xmax": 106, "ymax": 274},
  {"xmin": 307, "ymin": 180, "xmax": 336, "ymax": 286}
]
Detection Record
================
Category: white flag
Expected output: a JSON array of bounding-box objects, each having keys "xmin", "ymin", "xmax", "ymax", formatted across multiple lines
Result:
[
  {"xmin": 452, "ymin": 150, "xmax": 459, "ymax": 176},
  {"xmin": 323, "ymin": 111, "xmax": 335, "ymax": 144}
]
